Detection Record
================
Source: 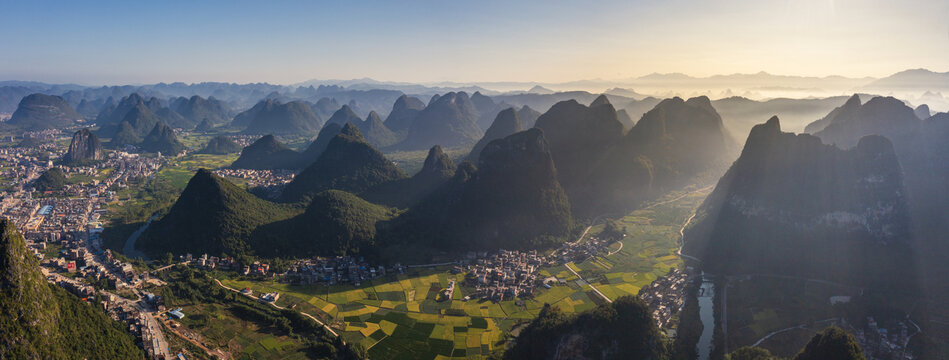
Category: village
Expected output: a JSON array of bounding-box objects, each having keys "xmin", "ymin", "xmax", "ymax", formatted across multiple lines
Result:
[
  {"xmin": 462, "ymin": 249, "xmax": 547, "ymax": 302},
  {"xmin": 552, "ymin": 234, "xmax": 615, "ymax": 264},
  {"xmin": 212, "ymin": 167, "xmax": 295, "ymax": 192},
  {"xmin": 637, "ymin": 268, "xmax": 689, "ymax": 329}
]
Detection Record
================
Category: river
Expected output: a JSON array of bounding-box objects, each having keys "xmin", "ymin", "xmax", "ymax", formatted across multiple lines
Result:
[
  {"xmin": 696, "ymin": 273, "xmax": 716, "ymax": 360},
  {"xmin": 122, "ymin": 214, "xmax": 157, "ymax": 260}
]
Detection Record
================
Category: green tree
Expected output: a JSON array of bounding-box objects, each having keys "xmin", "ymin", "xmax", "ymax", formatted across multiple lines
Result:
[{"xmin": 727, "ymin": 347, "xmax": 778, "ymax": 360}]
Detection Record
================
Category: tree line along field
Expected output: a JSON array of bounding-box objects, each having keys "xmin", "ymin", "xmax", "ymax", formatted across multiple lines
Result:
[{"xmin": 214, "ymin": 185, "xmax": 713, "ymax": 359}]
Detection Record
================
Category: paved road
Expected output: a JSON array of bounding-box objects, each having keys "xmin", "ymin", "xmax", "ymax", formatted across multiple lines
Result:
[
  {"xmin": 140, "ymin": 308, "xmax": 173, "ymax": 360},
  {"xmin": 213, "ymin": 278, "xmax": 340, "ymax": 338},
  {"xmin": 677, "ymin": 211, "xmax": 702, "ymax": 263},
  {"xmin": 572, "ymin": 214, "xmax": 611, "ymax": 245},
  {"xmin": 902, "ymin": 317, "xmax": 922, "ymax": 359},
  {"xmin": 564, "ymin": 262, "xmax": 612, "ymax": 303}
]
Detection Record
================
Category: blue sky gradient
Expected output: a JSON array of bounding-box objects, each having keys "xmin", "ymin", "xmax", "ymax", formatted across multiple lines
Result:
[{"xmin": 1, "ymin": 0, "xmax": 946, "ymax": 84}]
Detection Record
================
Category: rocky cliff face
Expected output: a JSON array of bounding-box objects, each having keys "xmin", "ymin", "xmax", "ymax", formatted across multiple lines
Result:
[
  {"xmin": 684, "ymin": 117, "xmax": 913, "ymax": 286},
  {"xmin": 63, "ymin": 128, "xmax": 104, "ymax": 165}
]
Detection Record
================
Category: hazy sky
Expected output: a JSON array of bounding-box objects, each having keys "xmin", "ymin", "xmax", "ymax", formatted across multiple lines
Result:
[{"xmin": 1, "ymin": 0, "xmax": 946, "ymax": 85}]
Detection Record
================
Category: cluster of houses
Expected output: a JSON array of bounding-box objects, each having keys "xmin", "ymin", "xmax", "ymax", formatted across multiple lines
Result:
[
  {"xmin": 213, "ymin": 168, "xmax": 295, "ymax": 188},
  {"xmin": 638, "ymin": 268, "xmax": 688, "ymax": 328},
  {"xmin": 182, "ymin": 253, "xmax": 243, "ymax": 272},
  {"xmin": 52, "ymin": 271, "xmax": 167, "ymax": 359},
  {"xmin": 284, "ymin": 256, "xmax": 398, "ymax": 286},
  {"xmin": 553, "ymin": 235, "xmax": 615, "ymax": 264},
  {"xmin": 16, "ymin": 198, "xmax": 96, "ymax": 233},
  {"xmin": 463, "ymin": 249, "xmax": 546, "ymax": 302}
]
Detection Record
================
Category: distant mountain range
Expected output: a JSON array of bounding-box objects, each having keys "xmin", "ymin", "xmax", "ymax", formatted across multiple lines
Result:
[{"xmin": 3, "ymin": 67, "xmax": 946, "ymax": 115}]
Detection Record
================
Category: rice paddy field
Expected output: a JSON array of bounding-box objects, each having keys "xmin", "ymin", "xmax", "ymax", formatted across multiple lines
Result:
[
  {"xmin": 156, "ymin": 152, "xmax": 241, "ymax": 189},
  {"xmin": 216, "ymin": 185, "xmax": 713, "ymax": 359}
]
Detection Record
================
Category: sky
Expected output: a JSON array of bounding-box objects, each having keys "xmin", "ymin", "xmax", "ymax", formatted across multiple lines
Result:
[{"xmin": 0, "ymin": 0, "xmax": 947, "ymax": 85}]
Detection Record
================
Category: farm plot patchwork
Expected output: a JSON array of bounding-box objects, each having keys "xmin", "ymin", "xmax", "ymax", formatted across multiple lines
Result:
[{"xmin": 217, "ymin": 185, "xmax": 712, "ymax": 358}]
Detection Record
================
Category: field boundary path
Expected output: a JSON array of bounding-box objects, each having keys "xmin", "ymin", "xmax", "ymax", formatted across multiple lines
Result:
[
  {"xmin": 564, "ymin": 261, "xmax": 612, "ymax": 303},
  {"xmin": 212, "ymin": 278, "xmax": 340, "ymax": 338}
]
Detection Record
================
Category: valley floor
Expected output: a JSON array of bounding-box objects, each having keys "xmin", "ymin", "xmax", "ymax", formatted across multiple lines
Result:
[{"xmin": 189, "ymin": 184, "xmax": 714, "ymax": 359}]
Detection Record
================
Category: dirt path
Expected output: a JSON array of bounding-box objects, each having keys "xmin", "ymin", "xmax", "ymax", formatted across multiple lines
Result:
[
  {"xmin": 213, "ymin": 278, "xmax": 340, "ymax": 337},
  {"xmin": 162, "ymin": 320, "xmax": 230, "ymax": 359}
]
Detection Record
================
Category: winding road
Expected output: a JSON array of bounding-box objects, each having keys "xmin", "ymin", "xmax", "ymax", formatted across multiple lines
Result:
[
  {"xmin": 674, "ymin": 185, "xmax": 715, "ymax": 263},
  {"xmin": 606, "ymin": 241, "xmax": 623, "ymax": 256},
  {"xmin": 750, "ymin": 318, "xmax": 838, "ymax": 347}
]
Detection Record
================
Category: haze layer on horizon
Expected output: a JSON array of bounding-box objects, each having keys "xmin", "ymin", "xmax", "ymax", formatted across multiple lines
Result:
[{"xmin": 1, "ymin": 0, "xmax": 947, "ymax": 85}]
